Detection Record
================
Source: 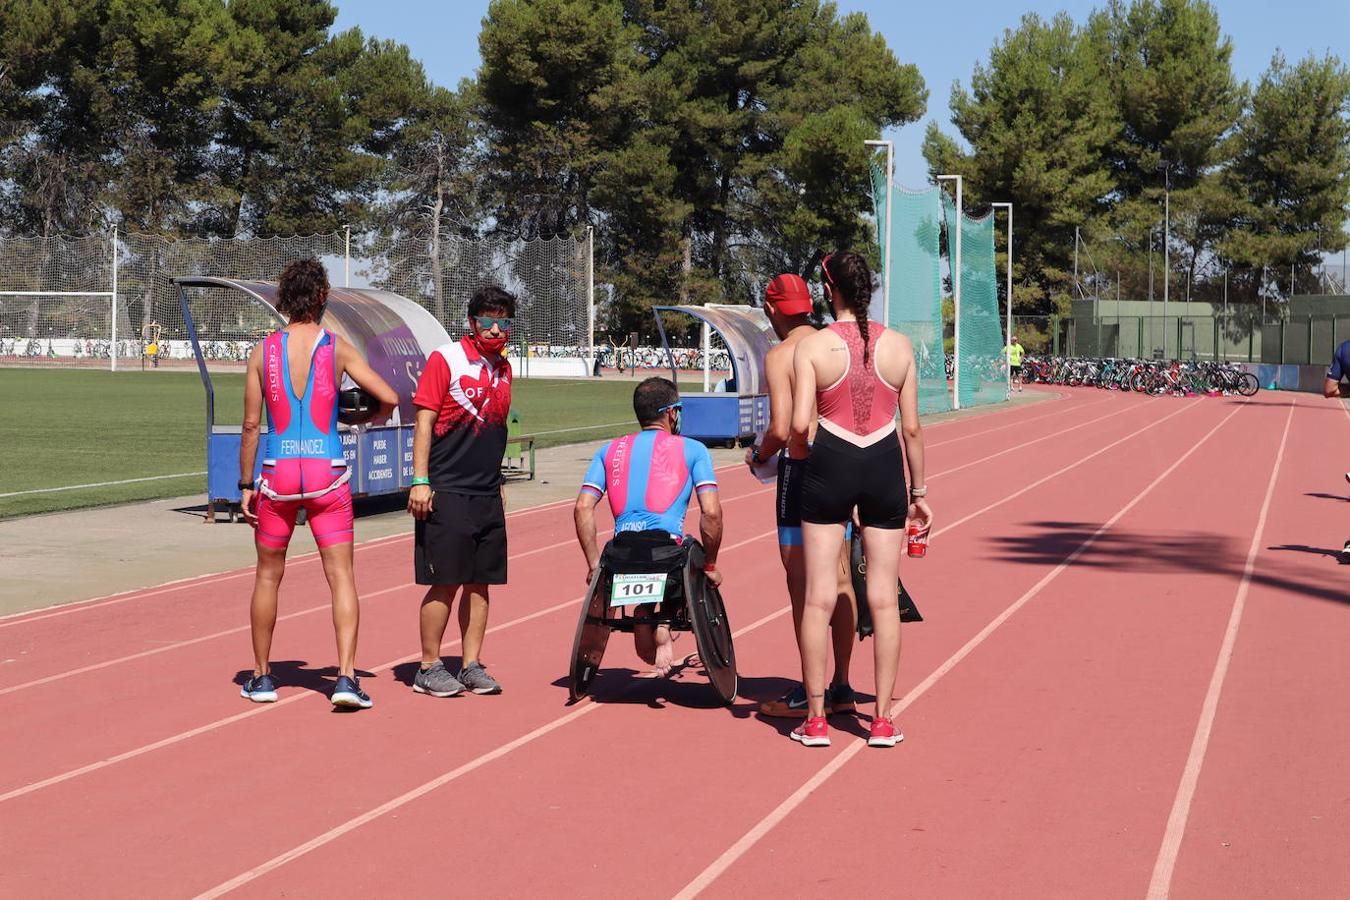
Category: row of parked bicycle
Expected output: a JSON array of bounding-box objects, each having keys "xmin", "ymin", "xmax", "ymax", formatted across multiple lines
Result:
[{"xmin": 1019, "ymin": 356, "xmax": 1261, "ymax": 397}]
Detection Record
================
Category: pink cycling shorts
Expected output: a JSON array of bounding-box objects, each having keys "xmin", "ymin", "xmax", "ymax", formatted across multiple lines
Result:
[{"xmin": 255, "ymin": 461, "xmax": 354, "ymax": 550}]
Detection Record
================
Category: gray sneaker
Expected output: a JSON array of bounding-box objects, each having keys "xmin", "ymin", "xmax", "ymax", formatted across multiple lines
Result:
[
  {"xmin": 413, "ymin": 661, "xmax": 464, "ymax": 697},
  {"xmin": 458, "ymin": 661, "xmax": 502, "ymax": 695}
]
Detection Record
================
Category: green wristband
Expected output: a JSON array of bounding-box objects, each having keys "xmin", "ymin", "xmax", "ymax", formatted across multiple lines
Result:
[{"xmin": 411, "ymin": 477, "xmax": 431, "ymax": 487}]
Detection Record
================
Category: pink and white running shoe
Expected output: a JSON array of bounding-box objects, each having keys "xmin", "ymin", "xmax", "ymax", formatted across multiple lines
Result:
[
  {"xmin": 868, "ymin": 717, "xmax": 904, "ymax": 748},
  {"xmin": 789, "ymin": 716, "xmax": 830, "ymax": 747}
]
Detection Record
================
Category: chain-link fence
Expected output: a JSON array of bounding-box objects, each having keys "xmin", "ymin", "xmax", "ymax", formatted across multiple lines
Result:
[
  {"xmin": 0, "ymin": 228, "xmax": 594, "ymax": 370},
  {"xmin": 1030, "ymin": 312, "xmax": 1350, "ymax": 366}
]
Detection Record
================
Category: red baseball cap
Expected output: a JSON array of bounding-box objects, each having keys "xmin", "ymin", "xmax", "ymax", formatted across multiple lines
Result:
[{"xmin": 765, "ymin": 273, "xmax": 812, "ymax": 316}]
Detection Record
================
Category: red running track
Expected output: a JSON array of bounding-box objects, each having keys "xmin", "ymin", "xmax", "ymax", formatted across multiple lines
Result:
[{"xmin": 2, "ymin": 388, "xmax": 1347, "ymax": 899}]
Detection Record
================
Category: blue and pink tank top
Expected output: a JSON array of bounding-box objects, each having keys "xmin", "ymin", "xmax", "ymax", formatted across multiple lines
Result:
[
  {"xmin": 580, "ymin": 430, "xmax": 718, "ymax": 536},
  {"xmin": 260, "ymin": 329, "xmax": 344, "ymax": 496}
]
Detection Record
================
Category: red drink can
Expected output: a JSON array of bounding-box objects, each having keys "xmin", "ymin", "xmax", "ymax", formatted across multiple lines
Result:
[{"xmin": 907, "ymin": 522, "xmax": 929, "ymax": 558}]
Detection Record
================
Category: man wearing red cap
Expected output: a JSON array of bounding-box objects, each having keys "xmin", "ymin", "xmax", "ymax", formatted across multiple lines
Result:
[{"xmin": 748, "ymin": 273, "xmax": 858, "ymax": 717}]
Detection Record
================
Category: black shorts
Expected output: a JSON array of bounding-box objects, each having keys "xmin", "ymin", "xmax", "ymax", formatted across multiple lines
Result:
[
  {"xmin": 415, "ymin": 492, "xmax": 507, "ymax": 585},
  {"xmin": 775, "ymin": 456, "xmax": 807, "ymax": 546},
  {"xmin": 800, "ymin": 428, "xmax": 907, "ymax": 529},
  {"xmin": 1011, "ymin": 364, "xmax": 1022, "ymax": 375}
]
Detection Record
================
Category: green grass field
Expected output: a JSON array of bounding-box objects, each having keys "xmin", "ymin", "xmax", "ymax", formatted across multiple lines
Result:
[{"xmin": 0, "ymin": 369, "xmax": 688, "ymax": 519}]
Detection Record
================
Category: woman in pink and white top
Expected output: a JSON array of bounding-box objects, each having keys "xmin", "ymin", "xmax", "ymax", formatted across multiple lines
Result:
[
  {"xmin": 239, "ymin": 259, "xmax": 397, "ymax": 710},
  {"xmin": 789, "ymin": 251, "xmax": 932, "ymax": 748}
]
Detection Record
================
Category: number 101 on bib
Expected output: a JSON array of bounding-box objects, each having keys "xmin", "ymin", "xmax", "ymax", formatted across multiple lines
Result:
[{"xmin": 610, "ymin": 573, "xmax": 668, "ymax": 606}]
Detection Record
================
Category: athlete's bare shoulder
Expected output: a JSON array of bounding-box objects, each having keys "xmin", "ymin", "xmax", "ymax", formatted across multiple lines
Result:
[
  {"xmin": 768, "ymin": 324, "xmax": 812, "ymax": 362},
  {"xmin": 882, "ymin": 327, "xmax": 915, "ymax": 359}
]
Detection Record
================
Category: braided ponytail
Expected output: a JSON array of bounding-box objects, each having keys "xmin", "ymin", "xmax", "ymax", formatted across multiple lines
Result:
[{"xmin": 823, "ymin": 251, "xmax": 876, "ymax": 364}]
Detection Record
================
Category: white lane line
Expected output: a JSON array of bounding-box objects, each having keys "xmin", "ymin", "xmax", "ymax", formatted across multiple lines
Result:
[
  {"xmin": 0, "ymin": 396, "xmax": 1142, "ymax": 690},
  {"xmin": 0, "ymin": 488, "xmax": 784, "ymax": 694},
  {"xmin": 0, "ymin": 392, "xmax": 1139, "ymax": 806},
  {"xmin": 0, "ymin": 593, "xmax": 587, "ymax": 805},
  {"xmin": 0, "ymin": 472, "xmax": 208, "ymax": 499},
  {"xmin": 1145, "ymin": 396, "xmax": 1296, "ymax": 900},
  {"xmin": 183, "ymin": 401, "xmax": 1178, "ymax": 896},
  {"xmin": 191, "ymin": 547, "xmax": 799, "ymax": 900},
  {"xmin": 930, "ymin": 400, "xmax": 1141, "ymax": 481},
  {"xmin": 0, "ymin": 460, "xmax": 763, "ymax": 628},
  {"xmin": 932, "ymin": 401, "xmax": 1195, "ymax": 540},
  {"xmin": 670, "ymin": 403, "xmax": 1247, "ymax": 900},
  {"xmin": 0, "ymin": 395, "xmax": 1062, "ymax": 626},
  {"xmin": 0, "ymin": 530, "xmax": 776, "ymax": 805}
]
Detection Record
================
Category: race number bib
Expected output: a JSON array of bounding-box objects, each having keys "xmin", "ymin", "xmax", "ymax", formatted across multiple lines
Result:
[{"xmin": 610, "ymin": 572, "xmax": 668, "ymax": 606}]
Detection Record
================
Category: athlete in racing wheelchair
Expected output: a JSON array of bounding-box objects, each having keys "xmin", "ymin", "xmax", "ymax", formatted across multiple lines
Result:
[{"xmin": 569, "ymin": 378, "xmax": 737, "ymax": 704}]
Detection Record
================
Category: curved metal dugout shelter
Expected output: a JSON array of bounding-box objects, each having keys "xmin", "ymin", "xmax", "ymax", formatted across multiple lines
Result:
[
  {"xmin": 176, "ymin": 277, "xmax": 452, "ymax": 521},
  {"xmin": 652, "ymin": 304, "xmax": 775, "ymax": 442}
]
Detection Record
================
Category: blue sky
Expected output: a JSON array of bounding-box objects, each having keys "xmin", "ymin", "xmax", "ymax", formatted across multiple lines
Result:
[{"xmin": 334, "ymin": 0, "xmax": 1347, "ymax": 188}]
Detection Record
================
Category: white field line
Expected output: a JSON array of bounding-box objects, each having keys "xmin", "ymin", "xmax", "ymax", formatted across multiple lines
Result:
[
  {"xmin": 0, "ymin": 472, "xmax": 207, "ymax": 498},
  {"xmin": 1145, "ymin": 396, "xmax": 1295, "ymax": 900},
  {"xmin": 670, "ymin": 403, "xmax": 1247, "ymax": 900},
  {"xmin": 523, "ymin": 420, "xmax": 631, "ymax": 436}
]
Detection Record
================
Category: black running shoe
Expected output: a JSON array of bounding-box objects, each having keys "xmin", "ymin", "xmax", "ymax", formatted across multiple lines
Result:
[
  {"xmin": 1340, "ymin": 541, "xmax": 1350, "ymax": 566},
  {"xmin": 759, "ymin": 683, "xmax": 809, "ymax": 718},
  {"xmin": 332, "ymin": 675, "xmax": 372, "ymax": 709},
  {"xmin": 240, "ymin": 673, "xmax": 278, "ymax": 703},
  {"xmin": 829, "ymin": 683, "xmax": 857, "ymax": 715}
]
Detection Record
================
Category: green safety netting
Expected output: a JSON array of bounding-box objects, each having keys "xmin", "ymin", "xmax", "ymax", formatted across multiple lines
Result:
[
  {"xmin": 870, "ymin": 164, "xmax": 950, "ymax": 415},
  {"xmin": 941, "ymin": 194, "xmax": 1005, "ymax": 408}
]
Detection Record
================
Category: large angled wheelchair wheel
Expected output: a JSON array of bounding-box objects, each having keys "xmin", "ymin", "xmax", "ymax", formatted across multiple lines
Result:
[
  {"xmin": 685, "ymin": 567, "xmax": 737, "ymax": 705},
  {"xmin": 568, "ymin": 571, "xmax": 612, "ymax": 701}
]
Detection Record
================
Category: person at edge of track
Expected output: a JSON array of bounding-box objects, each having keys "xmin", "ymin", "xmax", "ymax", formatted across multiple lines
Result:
[
  {"xmin": 788, "ymin": 250, "xmax": 933, "ymax": 749},
  {"xmin": 1321, "ymin": 338, "xmax": 1350, "ymax": 564},
  {"xmin": 407, "ymin": 285, "xmax": 517, "ymax": 698},
  {"xmin": 239, "ymin": 259, "xmax": 398, "ymax": 710},
  {"xmin": 1004, "ymin": 335, "xmax": 1025, "ymax": 392},
  {"xmin": 574, "ymin": 377, "xmax": 724, "ymax": 676},
  {"xmin": 746, "ymin": 273, "xmax": 860, "ymax": 718}
]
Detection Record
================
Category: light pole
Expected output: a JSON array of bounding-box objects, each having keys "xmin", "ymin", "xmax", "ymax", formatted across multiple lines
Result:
[
  {"xmin": 938, "ymin": 174, "xmax": 963, "ymax": 409},
  {"xmin": 992, "ymin": 202, "xmax": 1013, "ymax": 398},
  {"xmin": 1162, "ymin": 163, "xmax": 1171, "ymax": 359},
  {"xmin": 864, "ymin": 139, "xmax": 894, "ymax": 326}
]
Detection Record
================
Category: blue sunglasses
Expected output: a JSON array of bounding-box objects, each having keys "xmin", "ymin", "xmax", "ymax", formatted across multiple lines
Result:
[
  {"xmin": 474, "ymin": 315, "xmax": 514, "ymax": 331},
  {"xmin": 657, "ymin": 402, "xmax": 683, "ymax": 413}
]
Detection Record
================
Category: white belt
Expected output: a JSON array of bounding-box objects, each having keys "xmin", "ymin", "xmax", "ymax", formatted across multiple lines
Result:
[{"xmin": 257, "ymin": 467, "xmax": 351, "ymax": 502}]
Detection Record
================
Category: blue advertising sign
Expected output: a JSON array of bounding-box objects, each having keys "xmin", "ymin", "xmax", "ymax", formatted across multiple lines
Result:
[
  {"xmin": 339, "ymin": 430, "xmax": 361, "ymax": 494},
  {"xmin": 361, "ymin": 429, "xmax": 399, "ymax": 495},
  {"xmin": 400, "ymin": 428, "xmax": 416, "ymax": 486}
]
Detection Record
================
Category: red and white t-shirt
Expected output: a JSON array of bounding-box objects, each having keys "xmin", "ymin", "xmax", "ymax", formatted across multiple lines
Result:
[{"xmin": 413, "ymin": 336, "xmax": 513, "ymax": 495}]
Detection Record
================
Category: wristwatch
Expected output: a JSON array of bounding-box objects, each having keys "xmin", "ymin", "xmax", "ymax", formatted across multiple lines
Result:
[
  {"xmin": 750, "ymin": 445, "xmax": 763, "ymax": 464},
  {"xmin": 909, "ymin": 485, "xmax": 928, "ymax": 498},
  {"xmin": 238, "ymin": 479, "xmax": 254, "ymax": 491}
]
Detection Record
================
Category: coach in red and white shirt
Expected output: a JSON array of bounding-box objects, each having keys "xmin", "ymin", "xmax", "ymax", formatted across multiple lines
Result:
[{"xmin": 406, "ymin": 285, "xmax": 515, "ymax": 697}]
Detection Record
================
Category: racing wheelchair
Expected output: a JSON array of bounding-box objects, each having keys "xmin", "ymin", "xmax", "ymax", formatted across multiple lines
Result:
[{"xmin": 568, "ymin": 531, "xmax": 737, "ymax": 705}]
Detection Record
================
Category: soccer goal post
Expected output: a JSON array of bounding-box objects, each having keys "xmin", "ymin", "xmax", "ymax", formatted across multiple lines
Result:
[{"xmin": 0, "ymin": 290, "xmax": 128, "ymax": 371}]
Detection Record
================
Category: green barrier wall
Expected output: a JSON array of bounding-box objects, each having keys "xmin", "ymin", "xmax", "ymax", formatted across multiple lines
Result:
[
  {"xmin": 941, "ymin": 195, "xmax": 1004, "ymax": 407},
  {"xmin": 871, "ymin": 165, "xmax": 950, "ymax": 414}
]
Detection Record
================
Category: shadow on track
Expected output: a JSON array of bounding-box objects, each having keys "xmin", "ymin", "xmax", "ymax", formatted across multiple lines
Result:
[{"xmin": 988, "ymin": 523, "xmax": 1350, "ymax": 607}]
